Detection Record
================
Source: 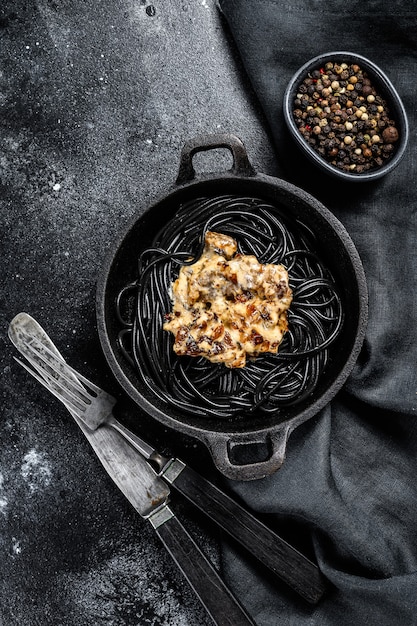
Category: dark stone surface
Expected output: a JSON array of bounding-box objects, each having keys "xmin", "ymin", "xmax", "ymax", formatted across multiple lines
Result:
[{"xmin": 0, "ymin": 1, "xmax": 276, "ymax": 624}]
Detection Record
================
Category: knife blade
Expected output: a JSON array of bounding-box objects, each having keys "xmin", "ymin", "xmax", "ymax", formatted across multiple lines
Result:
[{"xmin": 71, "ymin": 419, "xmax": 255, "ymax": 626}]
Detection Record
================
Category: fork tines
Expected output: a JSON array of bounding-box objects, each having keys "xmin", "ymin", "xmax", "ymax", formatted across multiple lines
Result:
[{"xmin": 13, "ymin": 330, "xmax": 96, "ymax": 414}]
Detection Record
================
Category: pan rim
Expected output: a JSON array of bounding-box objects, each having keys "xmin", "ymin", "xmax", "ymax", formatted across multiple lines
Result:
[{"xmin": 96, "ymin": 169, "xmax": 368, "ymax": 438}]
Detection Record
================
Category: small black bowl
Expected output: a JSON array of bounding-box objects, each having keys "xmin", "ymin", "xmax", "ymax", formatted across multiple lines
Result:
[{"xmin": 283, "ymin": 51, "xmax": 409, "ymax": 182}]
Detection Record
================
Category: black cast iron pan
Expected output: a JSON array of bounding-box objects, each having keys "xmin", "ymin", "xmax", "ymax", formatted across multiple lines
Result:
[{"xmin": 96, "ymin": 134, "xmax": 368, "ymax": 481}]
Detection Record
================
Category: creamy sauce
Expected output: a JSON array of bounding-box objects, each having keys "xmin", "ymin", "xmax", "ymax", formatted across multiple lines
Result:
[{"xmin": 163, "ymin": 231, "xmax": 292, "ymax": 368}]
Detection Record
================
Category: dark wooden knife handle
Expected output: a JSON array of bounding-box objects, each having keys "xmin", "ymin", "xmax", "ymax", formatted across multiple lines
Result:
[
  {"xmin": 155, "ymin": 514, "xmax": 255, "ymax": 626},
  {"xmin": 167, "ymin": 463, "xmax": 327, "ymax": 604}
]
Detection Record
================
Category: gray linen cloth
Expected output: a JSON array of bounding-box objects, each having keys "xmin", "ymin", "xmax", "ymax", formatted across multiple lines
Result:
[{"xmin": 218, "ymin": 1, "xmax": 417, "ymax": 623}]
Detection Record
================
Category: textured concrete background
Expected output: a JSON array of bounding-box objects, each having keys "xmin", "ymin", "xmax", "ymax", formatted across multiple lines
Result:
[{"xmin": 0, "ymin": 0, "xmax": 277, "ymax": 624}]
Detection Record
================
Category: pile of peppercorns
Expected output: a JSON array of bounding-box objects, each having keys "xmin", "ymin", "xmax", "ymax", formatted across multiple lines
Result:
[{"xmin": 292, "ymin": 62, "xmax": 399, "ymax": 174}]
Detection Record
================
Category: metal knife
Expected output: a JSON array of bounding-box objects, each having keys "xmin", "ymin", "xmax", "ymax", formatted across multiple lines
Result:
[
  {"xmin": 71, "ymin": 418, "xmax": 255, "ymax": 626},
  {"xmin": 94, "ymin": 420, "xmax": 327, "ymax": 604}
]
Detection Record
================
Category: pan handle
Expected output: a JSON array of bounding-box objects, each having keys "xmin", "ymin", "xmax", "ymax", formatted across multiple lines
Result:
[
  {"xmin": 204, "ymin": 428, "xmax": 290, "ymax": 481},
  {"xmin": 176, "ymin": 133, "xmax": 256, "ymax": 185}
]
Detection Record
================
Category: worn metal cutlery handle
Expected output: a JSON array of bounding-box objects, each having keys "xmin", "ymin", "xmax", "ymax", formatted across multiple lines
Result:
[
  {"xmin": 153, "ymin": 514, "xmax": 255, "ymax": 626},
  {"xmin": 160, "ymin": 459, "xmax": 327, "ymax": 605}
]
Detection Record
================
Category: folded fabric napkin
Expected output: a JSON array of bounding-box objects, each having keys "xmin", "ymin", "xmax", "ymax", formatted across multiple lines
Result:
[{"xmin": 218, "ymin": 1, "xmax": 417, "ymax": 623}]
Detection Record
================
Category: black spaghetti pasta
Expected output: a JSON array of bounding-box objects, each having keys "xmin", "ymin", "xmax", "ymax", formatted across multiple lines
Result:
[{"xmin": 115, "ymin": 195, "xmax": 344, "ymax": 419}]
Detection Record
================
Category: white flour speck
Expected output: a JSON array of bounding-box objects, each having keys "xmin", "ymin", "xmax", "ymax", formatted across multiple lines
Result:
[
  {"xmin": 12, "ymin": 537, "xmax": 22, "ymax": 556},
  {"xmin": 0, "ymin": 497, "xmax": 7, "ymax": 516},
  {"xmin": 21, "ymin": 449, "xmax": 52, "ymax": 494},
  {"xmin": 0, "ymin": 472, "xmax": 7, "ymax": 516}
]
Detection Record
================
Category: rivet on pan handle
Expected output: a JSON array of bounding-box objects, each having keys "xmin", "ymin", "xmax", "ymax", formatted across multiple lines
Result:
[{"xmin": 176, "ymin": 133, "xmax": 257, "ymax": 185}]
